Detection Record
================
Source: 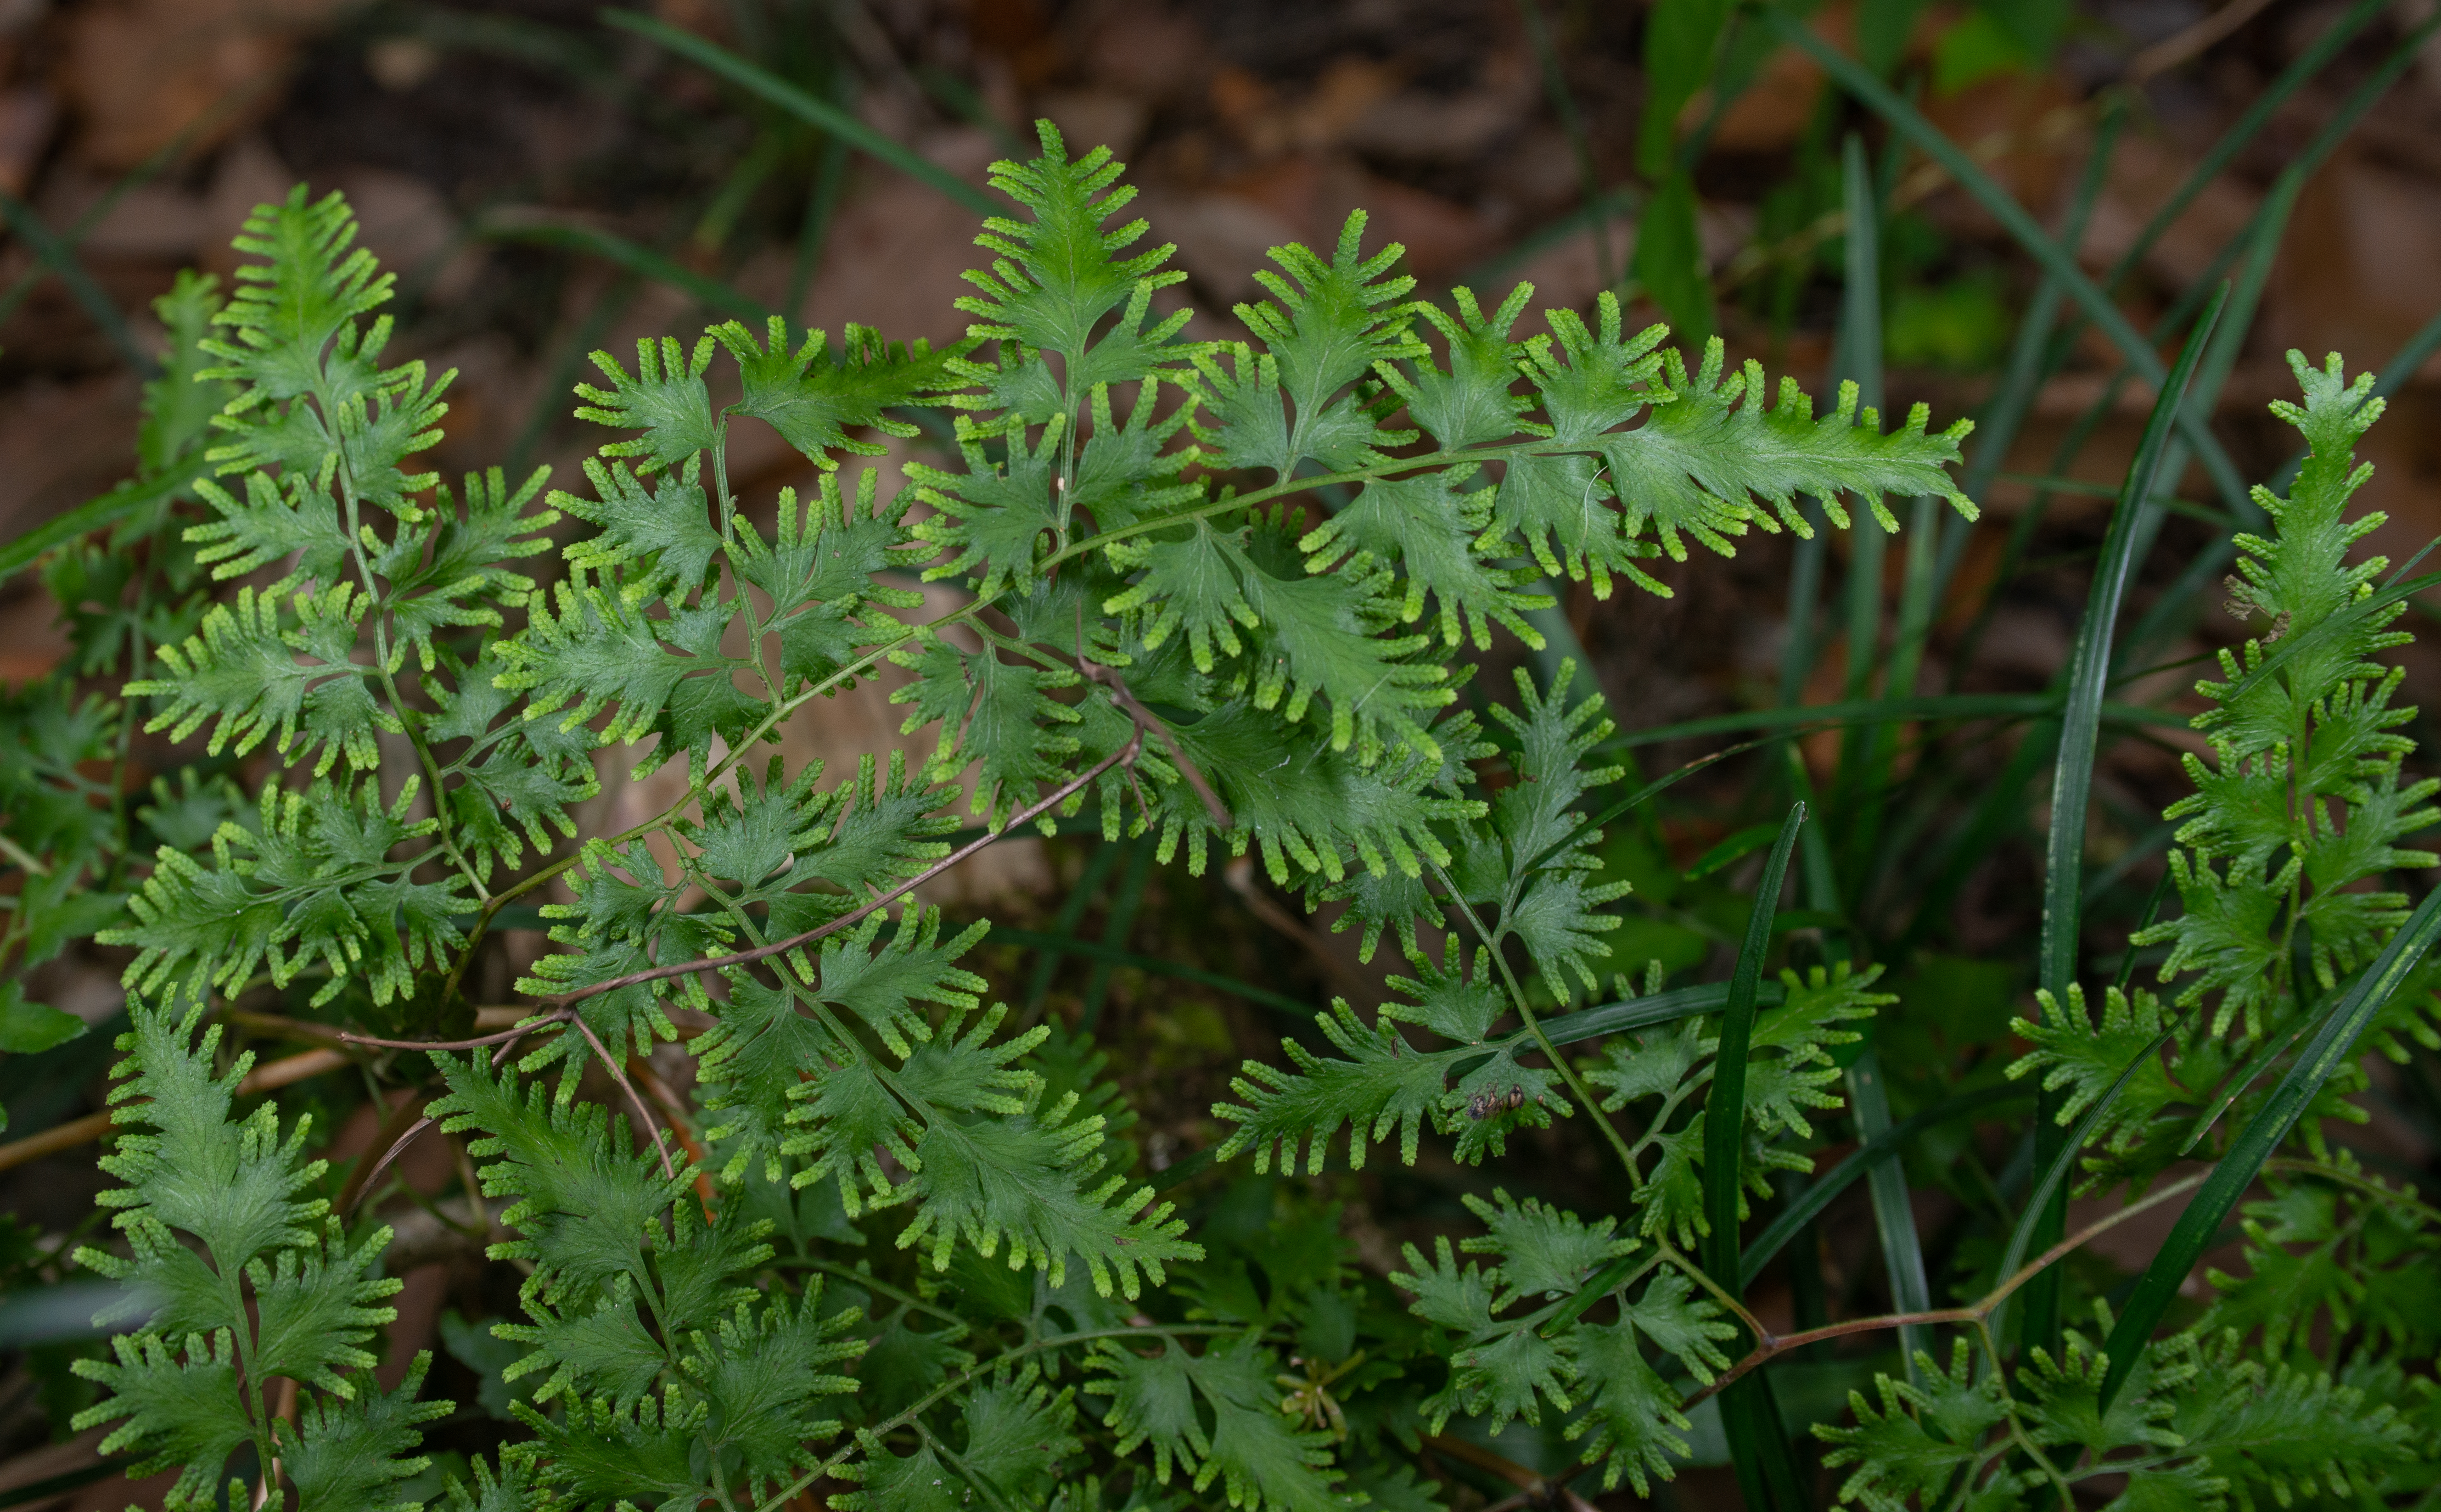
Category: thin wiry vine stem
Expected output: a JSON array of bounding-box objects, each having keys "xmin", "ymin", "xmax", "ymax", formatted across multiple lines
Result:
[
  {"xmin": 570, "ymin": 1013, "xmax": 677, "ymax": 1181},
  {"xmin": 1682, "ymin": 1167, "xmax": 2217, "ymax": 1410}
]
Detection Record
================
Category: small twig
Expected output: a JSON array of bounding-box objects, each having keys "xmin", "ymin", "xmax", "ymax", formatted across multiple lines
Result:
[
  {"xmin": 630, "ymin": 1055, "xmax": 718, "ymax": 1213},
  {"xmin": 1419, "ymin": 1434, "xmax": 1599, "ymax": 1512},
  {"xmin": 0, "ymin": 1047, "xmax": 354, "ymax": 1174},
  {"xmin": 252, "ymin": 1375, "xmax": 301, "ymax": 1510},
  {"xmin": 337, "ymin": 1011, "xmax": 574, "ymax": 1053},
  {"xmin": 1075, "ymin": 654, "xmax": 1232, "ymax": 827},
  {"xmin": 220, "ymin": 1008, "xmax": 352, "ymax": 1048},
  {"xmin": 344, "ymin": 1116, "xmax": 435, "ymax": 1218},
  {"xmin": 1223, "ymin": 857, "xmax": 1376, "ymax": 1003},
  {"xmin": 1682, "ymin": 1169, "xmax": 2219, "ymax": 1409},
  {"xmin": 573, "ymin": 1018, "xmax": 677, "ymax": 1182},
  {"xmin": 2129, "ymin": 0, "xmax": 2277, "ymax": 82},
  {"xmin": 539, "ymin": 723, "xmax": 1145, "ymax": 1008},
  {"xmin": 1657, "ymin": 1238, "xmax": 1773, "ymax": 1343},
  {"xmin": 337, "ymin": 1018, "xmax": 570, "ymax": 1216}
]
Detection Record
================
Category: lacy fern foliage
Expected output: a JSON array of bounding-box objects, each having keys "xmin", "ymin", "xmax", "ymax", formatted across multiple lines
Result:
[
  {"xmin": 55, "ymin": 122, "xmax": 1994, "ymax": 1510},
  {"xmin": 1818, "ymin": 358, "xmax": 2441, "ymax": 1510}
]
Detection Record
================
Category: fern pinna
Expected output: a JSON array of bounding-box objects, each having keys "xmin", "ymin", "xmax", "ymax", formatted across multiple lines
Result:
[
  {"xmin": 69, "ymin": 123, "xmax": 1991, "ymax": 1509},
  {"xmin": 1786, "ymin": 360, "xmax": 2440, "ymax": 1511}
]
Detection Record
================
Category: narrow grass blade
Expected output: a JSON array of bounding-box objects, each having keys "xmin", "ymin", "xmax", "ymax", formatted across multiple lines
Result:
[
  {"xmin": 1833, "ymin": 136, "xmax": 1890, "ymax": 885},
  {"xmin": 605, "ymin": 10, "xmax": 1001, "ymax": 218},
  {"xmin": 1925, "ymin": 103, "xmax": 2123, "ymax": 656},
  {"xmin": 982, "ymin": 926, "xmax": 1310, "ymax": 1018},
  {"xmin": 477, "ymin": 218, "xmax": 774, "ymax": 320},
  {"xmin": 1144, "ymin": 1145, "xmax": 1218, "ymax": 1192},
  {"xmin": 1026, "ymin": 840, "xmax": 1122, "ymax": 1011},
  {"xmin": 0, "ymin": 81, "xmax": 270, "ymax": 331},
  {"xmin": 2097, "ymin": 883, "xmax": 2441, "ymax": 1408},
  {"xmin": 1079, "ymin": 836, "xmax": 1156, "ymax": 1031},
  {"xmin": 2369, "ymin": 302, "xmax": 2441, "ymax": 406},
  {"xmin": 2101, "ymin": 0, "xmax": 2386, "ymax": 298},
  {"xmin": 1452, "ymin": 980, "xmax": 1783, "ymax": 1086},
  {"xmin": 1833, "ymin": 133, "xmax": 1885, "ymax": 713},
  {"xmin": 1539, "ymin": 980, "xmax": 1771, "ymax": 1044},
  {"xmin": 1457, "ymin": 187, "xmax": 1639, "ymax": 289},
  {"xmin": 2114, "ymin": 866, "xmax": 2178, "ymax": 995},
  {"xmin": 1522, "ymin": 591, "xmax": 1603, "ymax": 705},
  {"xmin": 1519, "ymin": 0, "xmax": 1613, "ymax": 292},
  {"xmin": 1771, "ymin": 13, "xmax": 2248, "ymax": 513},
  {"xmin": 1620, "ymin": 691, "xmax": 2185, "ymax": 747},
  {"xmin": 788, "ymin": 129, "xmax": 852, "ymax": 314},
  {"xmin": 1894, "ymin": 721, "xmax": 2056, "ymax": 958},
  {"xmin": 1551, "ymin": 694, "xmax": 2178, "ymax": 890},
  {"xmin": 913, "ymin": 64, "xmax": 1026, "ymax": 151},
  {"xmin": 1955, "ymin": 103, "xmax": 2122, "ymax": 509},
  {"xmin": 1779, "ymin": 500, "xmax": 1828, "ymax": 707},
  {"xmin": 1723, "ymin": 1373, "xmax": 1810, "ymax": 1512},
  {"xmin": 505, "ymin": 274, "xmax": 639, "ymax": 477},
  {"xmin": 2081, "ymin": 820, "xmax": 2174, "ymax": 907},
  {"xmin": 0, "ymin": 189, "xmax": 152, "ymax": 375},
  {"xmin": 1992, "ymin": 3, "xmax": 2434, "ymax": 622},
  {"xmin": 1741, "ymin": 1084, "xmax": 2034, "ymax": 1288},
  {"xmin": 1846, "ymin": 1047, "xmax": 1932, "ymax": 1379},
  {"xmin": 2024, "ymin": 284, "xmax": 2229, "ymax": 1349},
  {"xmin": 2178, "ymin": 1012, "xmax": 2314, "ymax": 1157},
  {"xmin": 2118, "ymin": 166, "xmax": 2312, "ymax": 666},
  {"xmin": 1705, "ymin": 806, "xmax": 1804, "ymax": 1261},
  {"xmin": 0, "ymin": 463, "xmax": 206, "ymax": 583},
  {"xmin": 1705, "ymin": 801, "xmax": 1809, "ymax": 1511},
  {"xmin": 2039, "ymin": 287, "xmax": 2226, "ymax": 1010}
]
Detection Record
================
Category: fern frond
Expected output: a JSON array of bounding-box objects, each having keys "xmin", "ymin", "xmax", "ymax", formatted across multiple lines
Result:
[
  {"xmin": 1089, "ymin": 1334, "xmax": 1345, "ymax": 1512},
  {"xmin": 70, "ymin": 1004, "xmax": 440, "ymax": 1507}
]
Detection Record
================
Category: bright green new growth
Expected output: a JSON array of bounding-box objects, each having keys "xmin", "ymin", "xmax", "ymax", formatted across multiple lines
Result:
[
  {"xmin": 70, "ymin": 122, "xmax": 1986, "ymax": 1509},
  {"xmin": 2013, "ymin": 353, "xmax": 2441, "ymax": 1186},
  {"xmin": 1808, "ymin": 358, "xmax": 2441, "ymax": 1510},
  {"xmin": 72, "ymin": 1007, "xmax": 443, "ymax": 1512}
]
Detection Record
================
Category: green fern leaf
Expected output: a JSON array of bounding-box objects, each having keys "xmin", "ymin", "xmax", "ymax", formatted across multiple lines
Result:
[
  {"xmin": 895, "ymin": 1088, "xmax": 1197, "ymax": 1299},
  {"xmin": 185, "ymin": 471, "xmax": 350, "ymax": 582},
  {"xmin": 554, "ymin": 456, "xmax": 722, "ymax": 592},
  {"xmin": 1213, "ymin": 1001, "xmax": 1467, "ymax": 1174},
  {"xmin": 1565, "ymin": 1315, "xmax": 1694, "ymax": 1495},
  {"xmin": 1602, "ymin": 342, "xmax": 1976, "ymax": 561},
  {"xmin": 684, "ymin": 1290, "xmax": 864, "ymax": 1495},
  {"xmin": 1089, "ymin": 1334, "xmax": 1346, "ymax": 1512},
  {"xmin": 1457, "ymin": 1189, "xmax": 1633, "ymax": 1298},
  {"xmin": 960, "ymin": 122, "xmax": 1190, "ymax": 377},
  {"xmin": 1299, "ymin": 467, "xmax": 1552, "ymax": 651},
  {"xmin": 573, "ymin": 335, "xmax": 718, "ymax": 475},
  {"xmin": 198, "ymin": 186, "xmax": 393, "ymax": 410},
  {"xmin": 908, "ymin": 415, "xmax": 1066, "ymax": 596},
  {"xmin": 1233, "ymin": 209, "xmax": 1424, "ymax": 458},
  {"xmin": 278, "ymin": 1355, "xmax": 451, "ymax": 1512},
  {"xmin": 2172, "ymin": 1333, "xmax": 2416, "ymax": 1506},
  {"xmin": 2007, "ymin": 985, "xmax": 2185, "ymax": 1157},
  {"xmin": 1815, "ymin": 1341, "xmax": 2013, "ymax": 1512},
  {"xmin": 1377, "ymin": 283, "xmax": 1535, "ymax": 451},
  {"xmin": 71, "ymin": 1331, "xmax": 255, "ymax": 1508},
  {"xmin": 1620, "ymin": 1267, "xmax": 1736, "ymax": 1384},
  {"xmin": 713, "ymin": 315, "xmax": 969, "ymax": 464}
]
